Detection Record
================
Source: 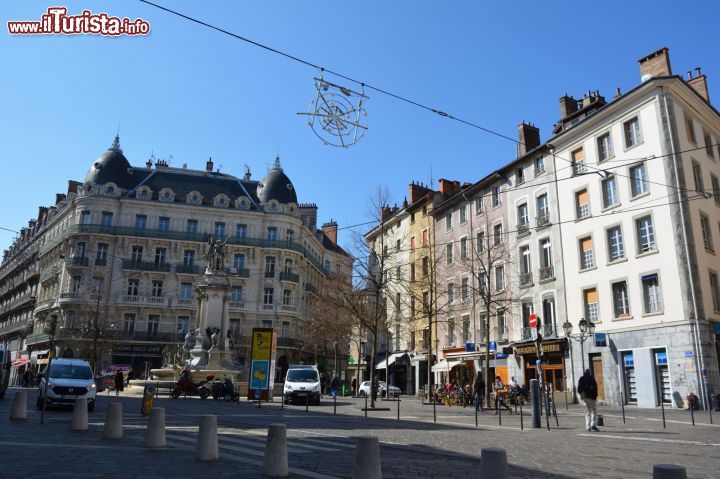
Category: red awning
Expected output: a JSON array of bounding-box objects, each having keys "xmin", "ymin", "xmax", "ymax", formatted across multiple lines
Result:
[{"xmin": 12, "ymin": 358, "xmax": 30, "ymax": 368}]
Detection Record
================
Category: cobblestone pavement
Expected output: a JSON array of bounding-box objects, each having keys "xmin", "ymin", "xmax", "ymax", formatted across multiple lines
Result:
[{"xmin": 1, "ymin": 387, "xmax": 718, "ymax": 478}]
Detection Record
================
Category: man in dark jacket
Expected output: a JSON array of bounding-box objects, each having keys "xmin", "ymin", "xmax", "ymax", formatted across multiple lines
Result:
[
  {"xmin": 473, "ymin": 371, "xmax": 486, "ymax": 412},
  {"xmin": 577, "ymin": 369, "xmax": 599, "ymax": 431}
]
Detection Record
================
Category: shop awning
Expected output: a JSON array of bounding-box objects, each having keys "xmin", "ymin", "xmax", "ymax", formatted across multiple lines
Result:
[
  {"xmin": 11, "ymin": 358, "xmax": 30, "ymax": 368},
  {"xmin": 376, "ymin": 352, "xmax": 408, "ymax": 369},
  {"xmin": 431, "ymin": 359, "xmax": 467, "ymax": 373}
]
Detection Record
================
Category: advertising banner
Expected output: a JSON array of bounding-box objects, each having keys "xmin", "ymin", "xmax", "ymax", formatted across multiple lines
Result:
[{"xmin": 247, "ymin": 328, "xmax": 276, "ymax": 400}]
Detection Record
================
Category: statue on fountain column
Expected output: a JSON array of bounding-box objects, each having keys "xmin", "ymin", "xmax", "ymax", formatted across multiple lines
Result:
[{"xmin": 205, "ymin": 235, "xmax": 230, "ymax": 272}]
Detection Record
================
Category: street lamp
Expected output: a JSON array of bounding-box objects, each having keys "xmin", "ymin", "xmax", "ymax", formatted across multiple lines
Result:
[{"xmin": 562, "ymin": 318, "xmax": 595, "ymax": 371}]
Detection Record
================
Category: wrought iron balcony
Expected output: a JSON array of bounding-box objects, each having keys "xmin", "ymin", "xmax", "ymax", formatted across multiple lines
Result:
[
  {"xmin": 65, "ymin": 257, "xmax": 89, "ymax": 268},
  {"xmin": 175, "ymin": 297, "xmax": 195, "ymax": 307},
  {"xmin": 520, "ymin": 327, "xmax": 534, "ymax": 341},
  {"xmin": 228, "ymin": 301, "xmax": 245, "ymax": 309},
  {"xmin": 305, "ymin": 283, "xmax": 317, "ymax": 294},
  {"xmin": 541, "ymin": 323, "xmax": 558, "ymax": 338},
  {"xmin": 536, "ymin": 214, "xmax": 551, "ymax": 227},
  {"xmin": 539, "ymin": 265, "xmax": 554, "ymax": 281},
  {"xmin": 519, "ymin": 272, "xmax": 533, "ymax": 286},
  {"xmin": 95, "ymin": 258, "xmax": 107, "ymax": 266},
  {"xmin": 176, "ymin": 263, "xmax": 200, "ymax": 274},
  {"xmin": 279, "ymin": 271, "xmax": 300, "ymax": 283},
  {"xmin": 517, "ymin": 222, "xmax": 530, "ymax": 237},
  {"xmin": 264, "ymin": 270, "xmax": 276, "ymax": 279},
  {"xmin": 122, "ymin": 259, "xmax": 171, "ymax": 272},
  {"xmin": 226, "ymin": 268, "xmax": 250, "ymax": 278}
]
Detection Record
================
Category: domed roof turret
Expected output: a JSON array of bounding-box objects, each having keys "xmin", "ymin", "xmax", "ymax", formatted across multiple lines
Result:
[
  {"xmin": 84, "ymin": 136, "xmax": 134, "ymax": 188},
  {"xmin": 256, "ymin": 156, "xmax": 297, "ymax": 204}
]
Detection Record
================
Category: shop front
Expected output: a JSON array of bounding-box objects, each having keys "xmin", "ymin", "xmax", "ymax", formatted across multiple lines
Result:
[
  {"xmin": 112, "ymin": 344, "xmax": 163, "ymax": 378},
  {"xmin": 514, "ymin": 340, "xmax": 567, "ymax": 393}
]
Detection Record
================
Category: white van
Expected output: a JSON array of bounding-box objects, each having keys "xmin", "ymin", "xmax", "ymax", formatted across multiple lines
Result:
[
  {"xmin": 37, "ymin": 358, "xmax": 97, "ymax": 411},
  {"xmin": 283, "ymin": 364, "xmax": 321, "ymax": 405}
]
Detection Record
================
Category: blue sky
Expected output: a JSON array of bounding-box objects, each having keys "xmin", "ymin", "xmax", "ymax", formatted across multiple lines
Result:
[{"xmin": 2, "ymin": 0, "xmax": 719, "ymax": 252}]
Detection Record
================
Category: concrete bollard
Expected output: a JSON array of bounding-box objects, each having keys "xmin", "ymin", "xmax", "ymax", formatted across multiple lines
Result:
[
  {"xmin": 653, "ymin": 464, "xmax": 688, "ymax": 479},
  {"xmin": 479, "ymin": 447, "xmax": 508, "ymax": 478},
  {"xmin": 195, "ymin": 415, "xmax": 219, "ymax": 462},
  {"xmin": 262, "ymin": 423, "xmax": 288, "ymax": 478},
  {"xmin": 103, "ymin": 402, "xmax": 123, "ymax": 439},
  {"xmin": 144, "ymin": 407, "xmax": 166, "ymax": 448},
  {"xmin": 70, "ymin": 398, "xmax": 89, "ymax": 431},
  {"xmin": 9, "ymin": 391, "xmax": 27, "ymax": 420},
  {"xmin": 352, "ymin": 436, "xmax": 381, "ymax": 479}
]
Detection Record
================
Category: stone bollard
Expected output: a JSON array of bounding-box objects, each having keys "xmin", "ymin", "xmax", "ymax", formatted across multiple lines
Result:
[
  {"xmin": 70, "ymin": 398, "xmax": 88, "ymax": 431},
  {"xmin": 103, "ymin": 403, "xmax": 123, "ymax": 439},
  {"xmin": 653, "ymin": 464, "xmax": 688, "ymax": 479},
  {"xmin": 352, "ymin": 436, "xmax": 381, "ymax": 479},
  {"xmin": 262, "ymin": 423, "xmax": 288, "ymax": 478},
  {"xmin": 145, "ymin": 407, "xmax": 166, "ymax": 448},
  {"xmin": 9, "ymin": 391, "xmax": 27, "ymax": 420},
  {"xmin": 479, "ymin": 447, "xmax": 508, "ymax": 478},
  {"xmin": 196, "ymin": 415, "xmax": 219, "ymax": 462}
]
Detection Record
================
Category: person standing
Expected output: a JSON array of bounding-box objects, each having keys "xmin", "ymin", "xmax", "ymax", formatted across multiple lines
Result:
[
  {"xmin": 330, "ymin": 375, "xmax": 340, "ymax": 399},
  {"xmin": 114, "ymin": 369, "xmax": 125, "ymax": 397},
  {"xmin": 473, "ymin": 371, "xmax": 486, "ymax": 412},
  {"xmin": 351, "ymin": 377, "xmax": 357, "ymax": 396},
  {"xmin": 493, "ymin": 376, "xmax": 512, "ymax": 414},
  {"xmin": 577, "ymin": 369, "xmax": 599, "ymax": 431}
]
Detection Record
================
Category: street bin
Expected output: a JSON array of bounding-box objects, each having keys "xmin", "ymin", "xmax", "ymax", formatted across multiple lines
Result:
[{"xmin": 342, "ymin": 384, "xmax": 350, "ymax": 397}]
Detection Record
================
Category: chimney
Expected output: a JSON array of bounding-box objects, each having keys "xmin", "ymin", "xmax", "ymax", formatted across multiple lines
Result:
[
  {"xmin": 688, "ymin": 67, "xmax": 710, "ymax": 102},
  {"xmin": 67, "ymin": 180, "xmax": 82, "ymax": 194},
  {"xmin": 206, "ymin": 157, "xmax": 214, "ymax": 172},
  {"xmin": 638, "ymin": 47, "xmax": 672, "ymax": 81},
  {"xmin": 408, "ymin": 181, "xmax": 432, "ymax": 204},
  {"xmin": 559, "ymin": 94, "xmax": 578, "ymax": 119},
  {"xmin": 437, "ymin": 178, "xmax": 461, "ymax": 195},
  {"xmin": 37, "ymin": 206, "xmax": 48, "ymax": 222},
  {"xmin": 155, "ymin": 159, "xmax": 168, "ymax": 168},
  {"xmin": 517, "ymin": 122, "xmax": 541, "ymax": 157},
  {"xmin": 55, "ymin": 193, "xmax": 66, "ymax": 204},
  {"xmin": 322, "ymin": 220, "xmax": 338, "ymax": 245}
]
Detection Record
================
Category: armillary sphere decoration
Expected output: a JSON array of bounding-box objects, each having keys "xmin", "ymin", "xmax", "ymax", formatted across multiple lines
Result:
[{"xmin": 297, "ymin": 77, "xmax": 368, "ymax": 148}]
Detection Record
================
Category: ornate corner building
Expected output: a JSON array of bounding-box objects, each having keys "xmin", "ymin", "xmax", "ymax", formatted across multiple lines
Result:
[{"xmin": 1, "ymin": 137, "xmax": 351, "ymax": 378}]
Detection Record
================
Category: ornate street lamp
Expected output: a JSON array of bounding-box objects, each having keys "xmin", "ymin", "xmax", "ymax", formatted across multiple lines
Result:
[{"xmin": 562, "ymin": 318, "xmax": 595, "ymax": 372}]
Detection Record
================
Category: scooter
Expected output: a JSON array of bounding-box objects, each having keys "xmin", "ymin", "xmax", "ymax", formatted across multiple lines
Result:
[
  {"xmin": 211, "ymin": 378, "xmax": 238, "ymax": 402},
  {"xmin": 171, "ymin": 377, "xmax": 210, "ymax": 399}
]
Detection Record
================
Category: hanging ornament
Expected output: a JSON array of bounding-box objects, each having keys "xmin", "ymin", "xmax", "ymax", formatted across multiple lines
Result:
[{"xmin": 297, "ymin": 76, "xmax": 368, "ymax": 148}]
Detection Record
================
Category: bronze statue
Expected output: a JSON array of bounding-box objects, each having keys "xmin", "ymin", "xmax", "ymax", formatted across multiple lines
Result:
[{"xmin": 205, "ymin": 235, "xmax": 230, "ymax": 271}]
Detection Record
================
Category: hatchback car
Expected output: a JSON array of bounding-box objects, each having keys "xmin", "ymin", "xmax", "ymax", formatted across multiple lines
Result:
[{"xmin": 358, "ymin": 380, "xmax": 401, "ymax": 398}]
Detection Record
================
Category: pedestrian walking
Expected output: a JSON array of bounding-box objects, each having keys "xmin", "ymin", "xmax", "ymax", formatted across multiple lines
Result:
[
  {"xmin": 473, "ymin": 371, "xmax": 486, "ymax": 411},
  {"xmin": 578, "ymin": 369, "xmax": 599, "ymax": 431},
  {"xmin": 351, "ymin": 377, "xmax": 357, "ymax": 395},
  {"xmin": 114, "ymin": 369, "xmax": 124, "ymax": 396},
  {"xmin": 330, "ymin": 375, "xmax": 340, "ymax": 399},
  {"xmin": 493, "ymin": 376, "xmax": 512, "ymax": 414}
]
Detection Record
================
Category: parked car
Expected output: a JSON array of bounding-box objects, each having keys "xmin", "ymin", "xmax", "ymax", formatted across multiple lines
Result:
[
  {"xmin": 36, "ymin": 358, "xmax": 97, "ymax": 411},
  {"xmin": 358, "ymin": 380, "xmax": 401, "ymax": 398}
]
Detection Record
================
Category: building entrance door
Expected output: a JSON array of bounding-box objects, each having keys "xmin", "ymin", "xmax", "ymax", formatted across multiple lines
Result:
[{"xmin": 590, "ymin": 353, "xmax": 604, "ymax": 400}]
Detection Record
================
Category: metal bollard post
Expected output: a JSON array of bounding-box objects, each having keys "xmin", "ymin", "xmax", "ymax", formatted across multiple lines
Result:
[
  {"xmin": 497, "ymin": 399, "xmax": 502, "ymax": 426},
  {"xmin": 620, "ymin": 391, "xmax": 626, "ymax": 424},
  {"xmin": 552, "ymin": 393, "xmax": 559, "ymax": 428},
  {"xmin": 334, "ymin": 393, "xmax": 337, "ymax": 415},
  {"xmin": 306, "ymin": 394, "xmax": 309, "ymax": 413},
  {"xmin": 475, "ymin": 404, "xmax": 478, "ymax": 428},
  {"xmin": 397, "ymin": 396, "xmax": 400, "ymax": 421},
  {"xmin": 433, "ymin": 393, "xmax": 437, "ymax": 423},
  {"xmin": 660, "ymin": 397, "xmax": 666, "ymax": 429},
  {"xmin": 364, "ymin": 392, "xmax": 367, "ymax": 418},
  {"xmin": 281, "ymin": 391, "xmax": 284, "ymax": 410},
  {"xmin": 530, "ymin": 379, "xmax": 541, "ymax": 429},
  {"xmin": 520, "ymin": 401, "xmax": 524, "ymax": 430},
  {"xmin": 544, "ymin": 388, "xmax": 551, "ymax": 431},
  {"xmin": 690, "ymin": 404, "xmax": 695, "ymax": 427}
]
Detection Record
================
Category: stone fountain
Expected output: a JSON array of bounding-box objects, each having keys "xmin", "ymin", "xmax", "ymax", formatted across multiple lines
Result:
[{"xmin": 128, "ymin": 235, "xmax": 246, "ymax": 392}]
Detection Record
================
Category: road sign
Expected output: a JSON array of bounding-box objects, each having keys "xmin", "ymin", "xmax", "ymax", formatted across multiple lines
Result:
[{"xmin": 529, "ymin": 314, "xmax": 538, "ymax": 328}]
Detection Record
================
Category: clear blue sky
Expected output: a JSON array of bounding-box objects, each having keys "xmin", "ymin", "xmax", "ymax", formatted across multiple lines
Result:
[{"xmin": 2, "ymin": 0, "xmax": 719, "ymax": 252}]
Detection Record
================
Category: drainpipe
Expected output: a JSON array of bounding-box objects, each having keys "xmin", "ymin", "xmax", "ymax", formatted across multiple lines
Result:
[
  {"xmin": 660, "ymin": 86, "xmax": 707, "ymax": 409},
  {"xmin": 550, "ymin": 146, "xmax": 577, "ymax": 403}
]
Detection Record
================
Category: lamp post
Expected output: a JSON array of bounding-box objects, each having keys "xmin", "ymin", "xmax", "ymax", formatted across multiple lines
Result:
[{"xmin": 562, "ymin": 318, "xmax": 595, "ymax": 372}]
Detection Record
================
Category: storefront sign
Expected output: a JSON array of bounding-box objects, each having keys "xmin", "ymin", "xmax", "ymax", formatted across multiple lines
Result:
[
  {"xmin": 515, "ymin": 342, "xmax": 562, "ymax": 355},
  {"xmin": 113, "ymin": 344, "xmax": 162, "ymax": 355}
]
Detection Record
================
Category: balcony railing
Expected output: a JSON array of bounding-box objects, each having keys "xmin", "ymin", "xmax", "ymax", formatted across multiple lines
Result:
[
  {"xmin": 520, "ymin": 327, "xmax": 534, "ymax": 341},
  {"xmin": 226, "ymin": 268, "xmax": 250, "ymax": 278},
  {"xmin": 120, "ymin": 294, "xmax": 143, "ymax": 303},
  {"xmin": 517, "ymin": 222, "xmax": 530, "ymax": 237},
  {"xmin": 539, "ymin": 265, "xmax": 554, "ymax": 281},
  {"xmin": 39, "ymin": 223, "xmax": 330, "ymax": 275},
  {"xmin": 279, "ymin": 271, "xmax": 300, "ymax": 283},
  {"xmin": 519, "ymin": 272, "xmax": 533, "ymax": 286},
  {"xmin": 146, "ymin": 296, "xmax": 167, "ymax": 305},
  {"xmin": 264, "ymin": 271, "xmax": 276, "ymax": 278},
  {"xmin": 536, "ymin": 214, "xmax": 550, "ymax": 227},
  {"xmin": 279, "ymin": 304, "xmax": 297, "ymax": 312},
  {"xmin": 60, "ymin": 291, "xmax": 82, "ymax": 300},
  {"xmin": 541, "ymin": 323, "xmax": 558, "ymax": 338},
  {"xmin": 277, "ymin": 337, "xmax": 297, "ymax": 348},
  {"xmin": 122, "ymin": 259, "xmax": 171, "ymax": 272},
  {"xmin": 65, "ymin": 257, "xmax": 89, "ymax": 268},
  {"xmin": 95, "ymin": 258, "xmax": 107, "ymax": 266},
  {"xmin": 26, "ymin": 332, "xmax": 51, "ymax": 345},
  {"xmin": 262, "ymin": 304, "xmax": 274, "ymax": 310},
  {"xmin": 175, "ymin": 297, "xmax": 195, "ymax": 307},
  {"xmin": 228, "ymin": 301, "xmax": 245, "ymax": 309},
  {"xmin": 176, "ymin": 263, "xmax": 200, "ymax": 274},
  {"xmin": 305, "ymin": 283, "xmax": 317, "ymax": 294}
]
